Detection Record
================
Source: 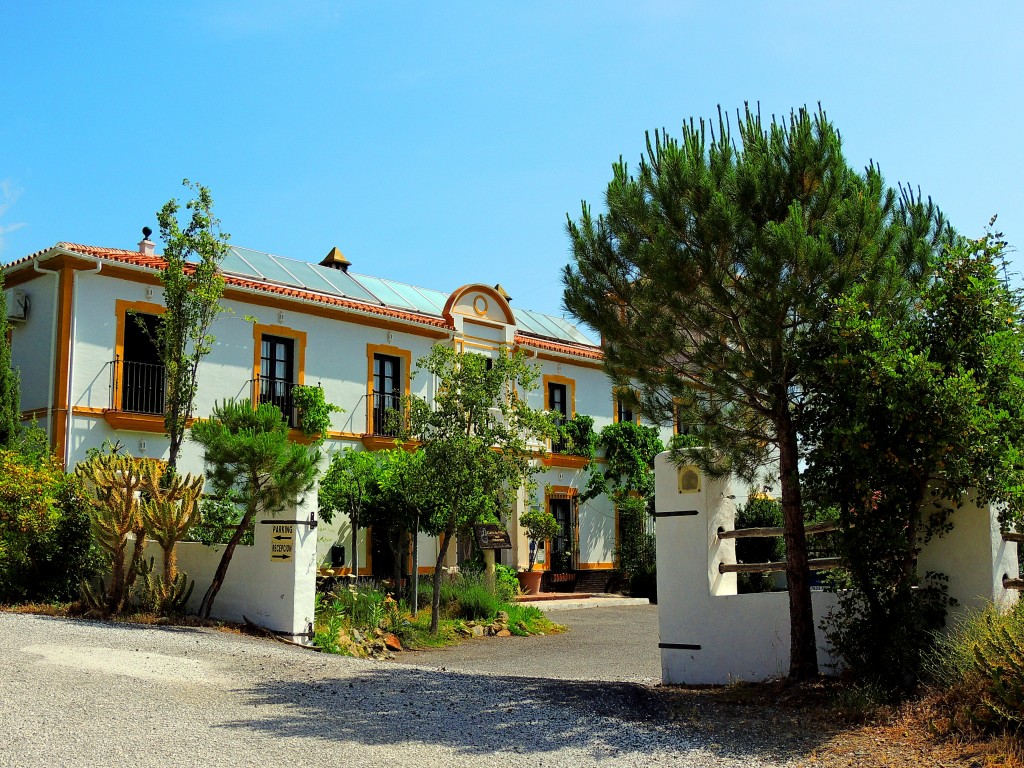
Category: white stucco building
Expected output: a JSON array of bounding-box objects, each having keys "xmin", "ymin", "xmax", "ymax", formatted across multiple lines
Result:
[{"xmin": 3, "ymin": 235, "xmax": 677, "ymax": 588}]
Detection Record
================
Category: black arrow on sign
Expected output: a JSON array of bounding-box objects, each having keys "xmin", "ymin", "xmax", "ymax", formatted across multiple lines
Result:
[
  {"xmin": 273, "ymin": 535, "xmax": 292, "ymax": 540},
  {"xmin": 271, "ymin": 554, "xmax": 291, "ymax": 560}
]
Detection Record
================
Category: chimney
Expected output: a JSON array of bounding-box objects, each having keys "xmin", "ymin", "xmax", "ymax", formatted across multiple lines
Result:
[
  {"xmin": 320, "ymin": 246, "xmax": 351, "ymax": 273},
  {"xmin": 139, "ymin": 226, "xmax": 155, "ymax": 256}
]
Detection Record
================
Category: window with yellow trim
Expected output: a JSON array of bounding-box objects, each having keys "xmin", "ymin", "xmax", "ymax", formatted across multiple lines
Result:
[
  {"xmin": 543, "ymin": 374, "xmax": 575, "ymax": 453},
  {"xmin": 113, "ymin": 300, "xmax": 166, "ymax": 415},
  {"xmin": 613, "ymin": 388, "xmax": 639, "ymax": 425},
  {"xmin": 252, "ymin": 324, "xmax": 306, "ymax": 429},
  {"xmin": 365, "ymin": 344, "xmax": 412, "ymax": 437}
]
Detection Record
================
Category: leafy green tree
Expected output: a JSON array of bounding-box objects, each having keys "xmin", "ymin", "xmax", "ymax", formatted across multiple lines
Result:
[
  {"xmin": 155, "ymin": 180, "xmax": 230, "ymax": 471},
  {"xmin": 519, "ymin": 507, "xmax": 560, "ymax": 571},
  {"xmin": 0, "ymin": 274, "xmax": 20, "ymax": 448},
  {"xmin": 190, "ymin": 399, "xmax": 320, "ymax": 618},
  {"xmin": 401, "ymin": 346, "xmax": 557, "ymax": 633},
  {"xmin": 318, "ymin": 447, "xmax": 381, "ymax": 579},
  {"xmin": 563, "ymin": 105, "xmax": 946, "ymax": 678},
  {"xmin": 802, "ymin": 230, "xmax": 1024, "ymax": 691},
  {"xmin": 361, "ymin": 448, "xmax": 428, "ymax": 591}
]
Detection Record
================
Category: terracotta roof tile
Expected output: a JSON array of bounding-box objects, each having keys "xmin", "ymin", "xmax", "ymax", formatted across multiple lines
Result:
[
  {"xmin": 515, "ymin": 333, "xmax": 603, "ymax": 360},
  {"xmin": 4, "ymin": 242, "xmax": 602, "ymax": 360}
]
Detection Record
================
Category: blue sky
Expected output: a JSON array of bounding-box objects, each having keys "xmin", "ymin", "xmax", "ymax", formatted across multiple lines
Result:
[{"xmin": 2, "ymin": 2, "xmax": 1021, "ymax": 320}]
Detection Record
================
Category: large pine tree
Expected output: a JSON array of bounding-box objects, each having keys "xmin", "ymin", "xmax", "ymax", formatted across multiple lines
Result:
[{"xmin": 563, "ymin": 105, "xmax": 946, "ymax": 679}]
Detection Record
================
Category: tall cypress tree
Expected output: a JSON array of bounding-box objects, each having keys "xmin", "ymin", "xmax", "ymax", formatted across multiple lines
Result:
[
  {"xmin": 0, "ymin": 274, "xmax": 21, "ymax": 448},
  {"xmin": 563, "ymin": 105, "xmax": 947, "ymax": 679},
  {"xmin": 156, "ymin": 180, "xmax": 230, "ymax": 472}
]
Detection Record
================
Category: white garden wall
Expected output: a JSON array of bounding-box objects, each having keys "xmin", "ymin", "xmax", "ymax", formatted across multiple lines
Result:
[{"xmin": 655, "ymin": 452, "xmax": 1021, "ymax": 685}]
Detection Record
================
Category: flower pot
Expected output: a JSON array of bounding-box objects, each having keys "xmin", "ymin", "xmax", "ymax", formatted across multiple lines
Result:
[{"xmin": 517, "ymin": 570, "xmax": 543, "ymax": 595}]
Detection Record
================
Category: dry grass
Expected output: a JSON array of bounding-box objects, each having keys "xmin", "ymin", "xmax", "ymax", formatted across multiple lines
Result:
[{"xmin": 660, "ymin": 678, "xmax": 1024, "ymax": 767}]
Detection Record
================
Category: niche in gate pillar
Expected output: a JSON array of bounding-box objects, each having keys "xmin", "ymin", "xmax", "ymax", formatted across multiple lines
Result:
[{"xmin": 677, "ymin": 465, "xmax": 701, "ymax": 494}]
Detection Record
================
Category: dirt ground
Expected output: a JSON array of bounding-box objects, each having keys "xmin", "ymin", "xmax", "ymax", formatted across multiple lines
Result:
[{"xmin": 666, "ymin": 680, "xmax": 1020, "ymax": 768}]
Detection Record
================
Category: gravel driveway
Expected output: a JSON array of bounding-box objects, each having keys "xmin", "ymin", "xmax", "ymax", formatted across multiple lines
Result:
[{"xmin": 1, "ymin": 611, "xmax": 816, "ymax": 767}]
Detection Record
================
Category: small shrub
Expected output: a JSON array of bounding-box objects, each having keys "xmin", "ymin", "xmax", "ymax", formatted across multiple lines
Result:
[
  {"xmin": 312, "ymin": 593, "xmax": 348, "ymax": 654},
  {"xmin": 927, "ymin": 600, "xmax": 1024, "ymax": 735},
  {"xmin": 189, "ymin": 494, "xmax": 253, "ymax": 546},
  {"xmin": 824, "ymin": 571, "xmax": 951, "ymax": 695},
  {"xmin": 494, "ymin": 563, "xmax": 519, "ymax": 603},
  {"xmin": 506, "ymin": 603, "xmax": 543, "ymax": 635},
  {"xmin": 734, "ymin": 496, "xmax": 784, "ymax": 594},
  {"xmin": 0, "ymin": 451, "xmax": 100, "ymax": 604},
  {"xmin": 444, "ymin": 574, "xmax": 502, "ymax": 620}
]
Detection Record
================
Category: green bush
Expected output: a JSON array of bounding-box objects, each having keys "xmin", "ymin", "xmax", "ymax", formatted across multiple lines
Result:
[
  {"xmin": 927, "ymin": 600, "xmax": 1024, "ymax": 734},
  {"xmin": 614, "ymin": 495, "xmax": 657, "ymax": 601},
  {"xmin": 823, "ymin": 571, "xmax": 950, "ymax": 695},
  {"xmin": 416, "ymin": 572, "xmax": 508, "ymax": 620},
  {"xmin": 0, "ymin": 451, "xmax": 99, "ymax": 604},
  {"xmin": 494, "ymin": 563, "xmax": 519, "ymax": 602},
  {"xmin": 189, "ymin": 494, "xmax": 253, "ymax": 546},
  {"xmin": 444, "ymin": 574, "xmax": 502, "ymax": 620},
  {"xmin": 506, "ymin": 603, "xmax": 544, "ymax": 635},
  {"xmin": 735, "ymin": 496, "xmax": 784, "ymax": 593}
]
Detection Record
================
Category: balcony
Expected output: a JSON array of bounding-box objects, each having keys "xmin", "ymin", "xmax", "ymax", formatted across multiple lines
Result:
[
  {"xmin": 545, "ymin": 413, "xmax": 596, "ymax": 469},
  {"xmin": 369, "ymin": 393, "xmax": 402, "ymax": 437},
  {"xmin": 104, "ymin": 357, "xmax": 168, "ymax": 432},
  {"xmin": 112, "ymin": 358, "xmax": 166, "ymax": 415},
  {"xmin": 251, "ymin": 376, "xmax": 298, "ymax": 429}
]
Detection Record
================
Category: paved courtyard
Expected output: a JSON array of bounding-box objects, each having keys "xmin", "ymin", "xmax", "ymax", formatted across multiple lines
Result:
[
  {"xmin": 394, "ymin": 603, "xmax": 662, "ymax": 683},
  {"xmin": 1, "ymin": 610, "xmax": 814, "ymax": 767}
]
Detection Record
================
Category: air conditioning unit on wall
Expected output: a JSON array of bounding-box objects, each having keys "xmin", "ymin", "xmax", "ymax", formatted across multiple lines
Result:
[{"xmin": 5, "ymin": 289, "xmax": 28, "ymax": 322}]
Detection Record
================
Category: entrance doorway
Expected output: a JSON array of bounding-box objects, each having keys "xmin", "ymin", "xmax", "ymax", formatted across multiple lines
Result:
[{"xmin": 549, "ymin": 497, "xmax": 575, "ymax": 573}]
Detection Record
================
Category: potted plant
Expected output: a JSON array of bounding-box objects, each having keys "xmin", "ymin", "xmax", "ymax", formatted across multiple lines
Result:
[{"xmin": 518, "ymin": 507, "xmax": 560, "ymax": 594}]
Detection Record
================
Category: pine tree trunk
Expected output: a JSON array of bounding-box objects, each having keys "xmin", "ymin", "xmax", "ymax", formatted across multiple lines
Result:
[
  {"xmin": 431, "ymin": 524, "xmax": 455, "ymax": 634},
  {"xmin": 778, "ymin": 409, "xmax": 818, "ymax": 680},
  {"xmin": 198, "ymin": 504, "xmax": 257, "ymax": 619}
]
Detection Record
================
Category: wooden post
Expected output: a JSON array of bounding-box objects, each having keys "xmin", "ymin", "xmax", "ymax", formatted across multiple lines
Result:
[{"xmin": 483, "ymin": 548, "xmax": 496, "ymax": 593}]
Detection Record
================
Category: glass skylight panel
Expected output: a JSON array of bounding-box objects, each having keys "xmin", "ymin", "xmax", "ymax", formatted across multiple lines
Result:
[
  {"xmin": 238, "ymin": 250, "xmax": 302, "ymax": 286},
  {"xmin": 516, "ymin": 308, "xmax": 568, "ymax": 340},
  {"xmin": 546, "ymin": 315, "xmax": 597, "ymax": 345},
  {"xmin": 292, "ymin": 262, "xmax": 351, "ymax": 296},
  {"xmin": 511, "ymin": 308, "xmax": 544, "ymax": 336},
  {"xmin": 387, "ymin": 281, "xmax": 446, "ymax": 315},
  {"xmin": 307, "ymin": 263, "xmax": 382, "ymax": 304},
  {"xmin": 220, "ymin": 250, "xmax": 260, "ymax": 278},
  {"xmin": 350, "ymin": 274, "xmax": 419, "ymax": 311}
]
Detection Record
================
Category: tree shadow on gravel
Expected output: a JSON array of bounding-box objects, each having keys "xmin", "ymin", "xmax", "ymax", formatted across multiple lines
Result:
[{"xmin": 221, "ymin": 666, "xmax": 836, "ymax": 763}]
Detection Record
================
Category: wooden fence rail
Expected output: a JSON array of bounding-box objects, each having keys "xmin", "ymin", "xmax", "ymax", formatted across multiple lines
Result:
[
  {"xmin": 717, "ymin": 521, "xmax": 838, "ymax": 540},
  {"xmin": 1003, "ymin": 575, "xmax": 1024, "ymax": 590},
  {"xmin": 718, "ymin": 557, "xmax": 843, "ymax": 575}
]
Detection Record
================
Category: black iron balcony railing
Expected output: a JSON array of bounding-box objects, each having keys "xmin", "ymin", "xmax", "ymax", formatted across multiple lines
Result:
[
  {"xmin": 252, "ymin": 376, "xmax": 298, "ymax": 429},
  {"xmin": 110, "ymin": 357, "xmax": 166, "ymax": 415},
  {"xmin": 551, "ymin": 414, "xmax": 568, "ymax": 454},
  {"xmin": 369, "ymin": 393, "xmax": 402, "ymax": 437}
]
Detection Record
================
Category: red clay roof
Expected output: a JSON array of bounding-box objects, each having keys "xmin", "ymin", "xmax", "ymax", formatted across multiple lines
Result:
[
  {"xmin": 5, "ymin": 242, "xmax": 603, "ymax": 359},
  {"xmin": 514, "ymin": 333, "xmax": 603, "ymax": 360}
]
